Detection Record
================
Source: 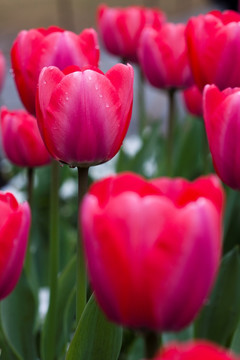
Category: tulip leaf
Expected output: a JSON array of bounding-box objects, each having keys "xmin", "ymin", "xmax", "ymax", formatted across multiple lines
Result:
[
  {"xmin": 41, "ymin": 255, "xmax": 76, "ymax": 359},
  {"xmin": 66, "ymin": 294, "xmax": 123, "ymax": 360},
  {"xmin": 0, "ymin": 313, "xmax": 22, "ymax": 360},
  {"xmin": 194, "ymin": 247, "xmax": 240, "ymax": 346},
  {"xmin": 0, "ymin": 271, "xmax": 37, "ymax": 360}
]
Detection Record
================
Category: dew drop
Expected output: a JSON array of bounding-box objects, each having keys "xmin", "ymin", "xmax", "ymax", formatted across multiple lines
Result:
[
  {"xmin": 65, "ymin": 96, "xmax": 69, "ymax": 101},
  {"xmin": 95, "ymin": 84, "xmax": 99, "ymax": 90},
  {"xmin": 43, "ymin": 81, "xmax": 47, "ymax": 85},
  {"xmin": 88, "ymin": 75, "xmax": 92, "ymax": 81},
  {"xmin": 99, "ymin": 93, "xmax": 103, "ymax": 98},
  {"xmin": 106, "ymin": 103, "xmax": 110, "ymax": 108}
]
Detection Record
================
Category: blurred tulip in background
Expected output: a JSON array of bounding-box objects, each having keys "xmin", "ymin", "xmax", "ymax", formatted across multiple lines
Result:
[
  {"xmin": 0, "ymin": 107, "xmax": 51, "ymax": 168},
  {"xmin": 0, "ymin": 192, "xmax": 31, "ymax": 300}
]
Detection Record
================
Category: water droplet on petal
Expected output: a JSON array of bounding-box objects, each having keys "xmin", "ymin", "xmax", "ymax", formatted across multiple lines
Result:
[
  {"xmin": 88, "ymin": 75, "xmax": 92, "ymax": 81},
  {"xmin": 95, "ymin": 84, "xmax": 99, "ymax": 90},
  {"xmin": 106, "ymin": 103, "xmax": 110, "ymax": 108},
  {"xmin": 99, "ymin": 93, "xmax": 103, "ymax": 98},
  {"xmin": 43, "ymin": 81, "xmax": 47, "ymax": 85}
]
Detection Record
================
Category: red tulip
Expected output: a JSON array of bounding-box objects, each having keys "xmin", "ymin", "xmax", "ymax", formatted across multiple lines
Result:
[
  {"xmin": 203, "ymin": 84, "xmax": 240, "ymax": 189},
  {"xmin": 151, "ymin": 341, "xmax": 238, "ymax": 360},
  {"xmin": 97, "ymin": 4, "xmax": 166, "ymax": 62},
  {"xmin": 36, "ymin": 64, "xmax": 133, "ymax": 167},
  {"xmin": 81, "ymin": 172, "xmax": 224, "ymax": 331},
  {"xmin": 186, "ymin": 10, "xmax": 240, "ymax": 91},
  {"xmin": 1, "ymin": 107, "xmax": 51, "ymax": 168},
  {"xmin": 11, "ymin": 26, "xmax": 99, "ymax": 114},
  {"xmin": 0, "ymin": 192, "xmax": 31, "ymax": 300},
  {"xmin": 183, "ymin": 85, "xmax": 203, "ymax": 117},
  {"xmin": 138, "ymin": 23, "xmax": 193, "ymax": 89},
  {"xmin": 0, "ymin": 51, "xmax": 6, "ymax": 93}
]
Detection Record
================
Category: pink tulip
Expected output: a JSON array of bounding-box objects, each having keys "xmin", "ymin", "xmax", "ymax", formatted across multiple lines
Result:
[
  {"xmin": 203, "ymin": 84, "xmax": 240, "ymax": 189},
  {"xmin": 97, "ymin": 4, "xmax": 166, "ymax": 62},
  {"xmin": 186, "ymin": 10, "xmax": 240, "ymax": 91},
  {"xmin": 138, "ymin": 23, "xmax": 193, "ymax": 89},
  {"xmin": 36, "ymin": 64, "xmax": 133, "ymax": 167},
  {"xmin": 11, "ymin": 26, "xmax": 99, "ymax": 114},
  {"xmin": 183, "ymin": 85, "xmax": 203, "ymax": 117},
  {"xmin": 81, "ymin": 172, "xmax": 224, "ymax": 331},
  {"xmin": 151, "ymin": 341, "xmax": 239, "ymax": 360},
  {"xmin": 1, "ymin": 107, "xmax": 51, "ymax": 168},
  {"xmin": 0, "ymin": 192, "xmax": 31, "ymax": 300},
  {"xmin": 0, "ymin": 51, "xmax": 6, "ymax": 93}
]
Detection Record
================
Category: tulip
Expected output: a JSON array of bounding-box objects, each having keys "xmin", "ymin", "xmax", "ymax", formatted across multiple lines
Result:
[
  {"xmin": 182, "ymin": 85, "xmax": 203, "ymax": 117},
  {"xmin": 97, "ymin": 4, "xmax": 166, "ymax": 62},
  {"xmin": 203, "ymin": 84, "xmax": 240, "ymax": 189},
  {"xmin": 151, "ymin": 341, "xmax": 238, "ymax": 360},
  {"xmin": 11, "ymin": 26, "xmax": 99, "ymax": 114},
  {"xmin": 36, "ymin": 64, "xmax": 134, "ymax": 167},
  {"xmin": 186, "ymin": 10, "xmax": 240, "ymax": 91},
  {"xmin": 0, "ymin": 192, "xmax": 31, "ymax": 300},
  {"xmin": 81, "ymin": 172, "xmax": 224, "ymax": 331},
  {"xmin": 0, "ymin": 107, "xmax": 51, "ymax": 168},
  {"xmin": 0, "ymin": 51, "xmax": 6, "ymax": 93},
  {"xmin": 138, "ymin": 23, "xmax": 193, "ymax": 90}
]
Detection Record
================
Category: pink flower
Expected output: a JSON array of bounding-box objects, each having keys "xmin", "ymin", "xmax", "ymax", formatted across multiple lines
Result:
[
  {"xmin": 0, "ymin": 192, "xmax": 31, "ymax": 300},
  {"xmin": 183, "ymin": 85, "xmax": 203, "ymax": 117},
  {"xmin": 81, "ymin": 172, "xmax": 224, "ymax": 331},
  {"xmin": 97, "ymin": 4, "xmax": 165, "ymax": 62},
  {"xmin": 36, "ymin": 64, "xmax": 133, "ymax": 167},
  {"xmin": 138, "ymin": 23, "xmax": 193, "ymax": 89},
  {"xmin": 186, "ymin": 10, "xmax": 240, "ymax": 90},
  {"xmin": 151, "ymin": 341, "xmax": 239, "ymax": 360},
  {"xmin": 0, "ymin": 51, "xmax": 6, "ymax": 93},
  {"xmin": 203, "ymin": 84, "xmax": 240, "ymax": 189},
  {"xmin": 11, "ymin": 26, "xmax": 99, "ymax": 114},
  {"xmin": 1, "ymin": 107, "xmax": 51, "ymax": 168}
]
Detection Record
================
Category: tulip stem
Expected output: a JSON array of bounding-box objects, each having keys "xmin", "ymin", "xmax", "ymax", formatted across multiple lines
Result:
[
  {"xmin": 166, "ymin": 88, "xmax": 176, "ymax": 176},
  {"xmin": 76, "ymin": 166, "xmax": 89, "ymax": 323},
  {"xmin": 138, "ymin": 67, "xmax": 146, "ymax": 135},
  {"xmin": 45, "ymin": 160, "xmax": 60, "ymax": 360},
  {"xmin": 143, "ymin": 331, "xmax": 161, "ymax": 359},
  {"xmin": 27, "ymin": 167, "xmax": 34, "ymax": 208},
  {"xmin": 202, "ymin": 121, "xmax": 209, "ymax": 174}
]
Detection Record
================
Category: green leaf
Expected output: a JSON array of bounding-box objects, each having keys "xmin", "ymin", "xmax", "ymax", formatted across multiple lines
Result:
[
  {"xmin": 194, "ymin": 247, "xmax": 240, "ymax": 346},
  {"xmin": 0, "ymin": 313, "xmax": 22, "ymax": 360},
  {"xmin": 0, "ymin": 271, "xmax": 37, "ymax": 360},
  {"xmin": 66, "ymin": 294, "xmax": 122, "ymax": 360}
]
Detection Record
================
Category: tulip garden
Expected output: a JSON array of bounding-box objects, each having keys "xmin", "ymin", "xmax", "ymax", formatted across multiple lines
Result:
[{"xmin": 1, "ymin": 3, "xmax": 240, "ymax": 360}]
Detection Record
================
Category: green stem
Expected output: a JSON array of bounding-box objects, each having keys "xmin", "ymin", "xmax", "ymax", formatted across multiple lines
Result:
[
  {"xmin": 46, "ymin": 160, "xmax": 60, "ymax": 360},
  {"xmin": 166, "ymin": 88, "xmax": 176, "ymax": 176},
  {"xmin": 27, "ymin": 167, "xmax": 34, "ymax": 207},
  {"xmin": 76, "ymin": 166, "xmax": 89, "ymax": 323},
  {"xmin": 143, "ymin": 331, "xmax": 161, "ymax": 359},
  {"xmin": 138, "ymin": 67, "xmax": 146, "ymax": 135}
]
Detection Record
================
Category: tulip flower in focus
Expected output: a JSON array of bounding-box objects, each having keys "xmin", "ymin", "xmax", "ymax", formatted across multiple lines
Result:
[
  {"xmin": 36, "ymin": 64, "xmax": 133, "ymax": 167},
  {"xmin": 203, "ymin": 84, "xmax": 240, "ymax": 190},
  {"xmin": 0, "ymin": 51, "xmax": 6, "ymax": 93},
  {"xmin": 11, "ymin": 27, "xmax": 100, "ymax": 114},
  {"xmin": 97, "ymin": 4, "xmax": 166, "ymax": 62},
  {"xmin": 151, "ymin": 341, "xmax": 238, "ymax": 360},
  {"xmin": 186, "ymin": 10, "xmax": 240, "ymax": 91},
  {"xmin": 0, "ymin": 192, "xmax": 31, "ymax": 300},
  {"xmin": 138, "ymin": 23, "xmax": 193, "ymax": 90},
  {"xmin": 183, "ymin": 85, "xmax": 203, "ymax": 117},
  {"xmin": 0, "ymin": 107, "xmax": 51, "ymax": 168},
  {"xmin": 81, "ymin": 172, "xmax": 224, "ymax": 331}
]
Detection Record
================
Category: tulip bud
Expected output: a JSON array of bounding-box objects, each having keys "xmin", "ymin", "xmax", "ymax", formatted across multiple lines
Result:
[
  {"xmin": 36, "ymin": 64, "xmax": 134, "ymax": 167},
  {"xmin": 138, "ymin": 23, "xmax": 193, "ymax": 90},
  {"xmin": 0, "ymin": 107, "xmax": 51, "ymax": 168},
  {"xmin": 11, "ymin": 27, "xmax": 99, "ymax": 114},
  {"xmin": 186, "ymin": 10, "xmax": 240, "ymax": 90},
  {"xmin": 0, "ymin": 192, "xmax": 31, "ymax": 300},
  {"xmin": 97, "ymin": 4, "xmax": 166, "ymax": 62},
  {"xmin": 203, "ymin": 84, "xmax": 240, "ymax": 189},
  {"xmin": 81, "ymin": 172, "xmax": 224, "ymax": 331},
  {"xmin": 151, "ymin": 341, "xmax": 238, "ymax": 360}
]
